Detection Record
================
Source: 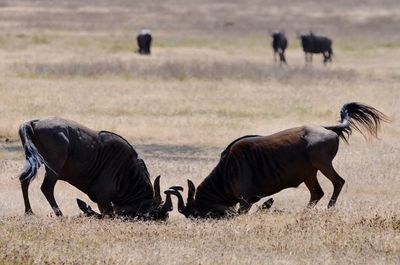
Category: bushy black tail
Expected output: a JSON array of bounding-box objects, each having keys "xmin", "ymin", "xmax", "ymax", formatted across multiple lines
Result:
[
  {"xmin": 325, "ymin": 102, "xmax": 391, "ymax": 142},
  {"xmin": 19, "ymin": 120, "xmax": 43, "ymax": 183}
]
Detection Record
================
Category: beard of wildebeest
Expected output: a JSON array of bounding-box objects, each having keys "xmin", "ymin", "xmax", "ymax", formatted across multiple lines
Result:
[
  {"xmin": 167, "ymin": 102, "xmax": 390, "ymax": 219},
  {"xmin": 17, "ymin": 117, "xmax": 173, "ymax": 220}
]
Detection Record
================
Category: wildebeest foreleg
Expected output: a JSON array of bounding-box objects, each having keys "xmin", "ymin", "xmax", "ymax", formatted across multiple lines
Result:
[
  {"xmin": 92, "ymin": 182, "xmax": 114, "ymax": 217},
  {"xmin": 317, "ymin": 162, "xmax": 345, "ymax": 208},
  {"xmin": 304, "ymin": 171, "xmax": 324, "ymax": 207},
  {"xmin": 96, "ymin": 197, "xmax": 113, "ymax": 217},
  {"xmin": 326, "ymin": 48, "xmax": 333, "ymax": 63},
  {"xmin": 305, "ymin": 53, "xmax": 310, "ymax": 63},
  {"xmin": 41, "ymin": 171, "xmax": 63, "ymax": 216},
  {"xmin": 323, "ymin": 53, "xmax": 330, "ymax": 65},
  {"xmin": 279, "ymin": 51, "xmax": 287, "ymax": 65}
]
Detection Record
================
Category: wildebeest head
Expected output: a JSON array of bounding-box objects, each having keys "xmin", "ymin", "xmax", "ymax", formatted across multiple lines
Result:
[
  {"xmin": 296, "ymin": 30, "xmax": 311, "ymax": 39},
  {"xmin": 78, "ymin": 175, "xmax": 174, "ymax": 220},
  {"xmin": 297, "ymin": 32, "xmax": 308, "ymax": 41},
  {"xmin": 158, "ymin": 179, "xmax": 177, "ymax": 220},
  {"xmin": 165, "ymin": 180, "xmax": 232, "ymax": 218},
  {"xmin": 118, "ymin": 175, "xmax": 174, "ymax": 220},
  {"xmin": 271, "ymin": 31, "xmax": 283, "ymax": 39},
  {"xmin": 145, "ymin": 175, "xmax": 174, "ymax": 220}
]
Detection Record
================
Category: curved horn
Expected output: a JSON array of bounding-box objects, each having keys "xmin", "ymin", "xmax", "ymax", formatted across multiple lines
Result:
[
  {"xmin": 187, "ymin": 179, "xmax": 196, "ymax": 203},
  {"xmin": 169, "ymin": 185, "xmax": 183, "ymax": 192},
  {"xmin": 165, "ymin": 189, "xmax": 186, "ymax": 213},
  {"xmin": 159, "ymin": 191, "xmax": 173, "ymax": 213},
  {"xmin": 153, "ymin": 175, "xmax": 162, "ymax": 204}
]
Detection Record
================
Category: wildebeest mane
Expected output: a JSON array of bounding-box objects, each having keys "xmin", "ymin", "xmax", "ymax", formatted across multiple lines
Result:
[
  {"xmin": 220, "ymin": 135, "xmax": 261, "ymax": 159},
  {"xmin": 98, "ymin": 130, "xmax": 153, "ymax": 205},
  {"xmin": 196, "ymin": 138, "xmax": 258, "ymax": 206},
  {"xmin": 197, "ymin": 135, "xmax": 263, "ymax": 204},
  {"xmin": 99, "ymin": 130, "xmax": 138, "ymax": 157},
  {"xmin": 195, "ymin": 159, "xmax": 237, "ymax": 206}
]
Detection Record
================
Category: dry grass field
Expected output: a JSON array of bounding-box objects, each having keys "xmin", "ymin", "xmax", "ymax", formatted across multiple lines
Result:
[{"xmin": 0, "ymin": 0, "xmax": 399, "ymax": 264}]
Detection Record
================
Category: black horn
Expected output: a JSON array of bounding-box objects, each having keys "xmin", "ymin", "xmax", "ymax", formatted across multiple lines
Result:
[
  {"xmin": 153, "ymin": 181, "xmax": 176, "ymax": 220},
  {"xmin": 169, "ymin": 186, "xmax": 184, "ymax": 192},
  {"xmin": 165, "ymin": 188, "xmax": 186, "ymax": 214},
  {"xmin": 158, "ymin": 191, "xmax": 173, "ymax": 215},
  {"xmin": 187, "ymin": 180, "xmax": 196, "ymax": 204},
  {"xmin": 153, "ymin": 175, "xmax": 162, "ymax": 205}
]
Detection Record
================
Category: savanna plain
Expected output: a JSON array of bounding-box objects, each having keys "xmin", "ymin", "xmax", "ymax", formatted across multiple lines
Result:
[{"xmin": 0, "ymin": 0, "xmax": 399, "ymax": 264}]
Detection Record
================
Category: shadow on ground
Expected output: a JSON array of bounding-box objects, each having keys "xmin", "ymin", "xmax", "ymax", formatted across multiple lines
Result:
[{"xmin": 0, "ymin": 138, "xmax": 221, "ymax": 161}]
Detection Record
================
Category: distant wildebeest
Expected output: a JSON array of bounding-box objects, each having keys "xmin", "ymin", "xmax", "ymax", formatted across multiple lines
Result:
[
  {"xmin": 298, "ymin": 31, "xmax": 333, "ymax": 64},
  {"xmin": 17, "ymin": 118, "xmax": 173, "ymax": 220},
  {"xmin": 166, "ymin": 102, "xmax": 390, "ymax": 218},
  {"xmin": 271, "ymin": 31, "xmax": 288, "ymax": 64},
  {"xmin": 137, "ymin": 29, "xmax": 152, "ymax": 55}
]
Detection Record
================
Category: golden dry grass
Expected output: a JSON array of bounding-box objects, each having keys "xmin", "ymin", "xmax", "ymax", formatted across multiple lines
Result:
[{"xmin": 0, "ymin": 0, "xmax": 400, "ymax": 264}]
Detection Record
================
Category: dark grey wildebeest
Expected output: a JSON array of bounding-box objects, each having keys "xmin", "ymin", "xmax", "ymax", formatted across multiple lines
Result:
[
  {"xmin": 166, "ymin": 102, "xmax": 390, "ymax": 218},
  {"xmin": 271, "ymin": 31, "xmax": 288, "ymax": 64},
  {"xmin": 17, "ymin": 118, "xmax": 173, "ymax": 220},
  {"xmin": 137, "ymin": 29, "xmax": 152, "ymax": 55},
  {"xmin": 299, "ymin": 32, "xmax": 333, "ymax": 64}
]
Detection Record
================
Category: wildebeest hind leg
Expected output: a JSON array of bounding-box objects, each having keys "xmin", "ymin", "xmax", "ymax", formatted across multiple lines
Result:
[
  {"xmin": 21, "ymin": 180, "xmax": 33, "ymax": 215},
  {"xmin": 280, "ymin": 53, "xmax": 287, "ymax": 65},
  {"xmin": 323, "ymin": 53, "xmax": 329, "ymax": 65},
  {"xmin": 316, "ymin": 162, "xmax": 345, "ymax": 208},
  {"xmin": 304, "ymin": 171, "xmax": 324, "ymax": 207},
  {"xmin": 41, "ymin": 170, "xmax": 63, "ymax": 217},
  {"xmin": 278, "ymin": 52, "xmax": 286, "ymax": 65}
]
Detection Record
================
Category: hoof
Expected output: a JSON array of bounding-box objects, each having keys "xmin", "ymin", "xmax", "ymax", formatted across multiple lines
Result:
[{"xmin": 25, "ymin": 209, "xmax": 34, "ymax": 215}]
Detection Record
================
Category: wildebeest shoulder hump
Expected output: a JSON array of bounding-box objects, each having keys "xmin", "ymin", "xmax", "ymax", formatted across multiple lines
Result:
[
  {"xmin": 220, "ymin": 135, "xmax": 261, "ymax": 159},
  {"xmin": 98, "ymin": 130, "xmax": 138, "ymax": 157}
]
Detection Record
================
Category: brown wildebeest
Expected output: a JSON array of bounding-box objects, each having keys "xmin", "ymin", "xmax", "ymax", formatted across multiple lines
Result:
[
  {"xmin": 17, "ymin": 118, "xmax": 173, "ymax": 220},
  {"xmin": 166, "ymin": 102, "xmax": 390, "ymax": 218}
]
